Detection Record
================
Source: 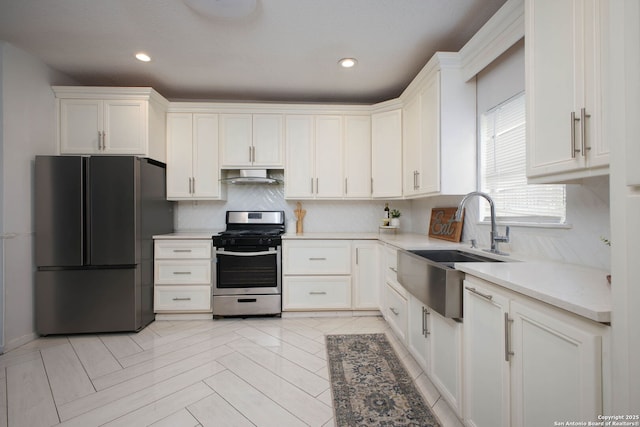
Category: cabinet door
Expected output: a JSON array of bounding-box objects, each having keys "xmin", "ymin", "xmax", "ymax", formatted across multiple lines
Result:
[
  {"xmin": 192, "ymin": 113, "xmax": 221, "ymax": 198},
  {"xmin": 402, "ymin": 95, "xmax": 421, "ymax": 196},
  {"xmin": 510, "ymin": 300, "xmax": 603, "ymax": 426},
  {"xmin": 352, "ymin": 241, "xmax": 378, "ymax": 309},
  {"xmin": 526, "ymin": 0, "xmax": 586, "ymax": 178},
  {"xmin": 371, "ymin": 109, "xmax": 403, "ymax": 198},
  {"xmin": 429, "ymin": 309, "xmax": 462, "ymax": 416},
  {"xmin": 166, "ymin": 113, "xmax": 194, "ymax": 199},
  {"xmin": 220, "ymin": 114, "xmax": 252, "ymax": 167},
  {"xmin": 463, "ymin": 280, "xmax": 511, "ymax": 427},
  {"xmin": 344, "ymin": 116, "xmax": 372, "ymax": 198},
  {"xmin": 407, "ymin": 296, "xmax": 429, "ymax": 371},
  {"xmin": 418, "ymin": 72, "xmax": 440, "ymax": 195},
  {"xmin": 284, "ymin": 115, "xmax": 315, "ymax": 198},
  {"xmin": 253, "ymin": 114, "xmax": 284, "ymax": 167},
  {"xmin": 59, "ymin": 99, "xmax": 102, "ymax": 154},
  {"xmin": 103, "ymin": 99, "xmax": 147, "ymax": 154},
  {"xmin": 315, "ymin": 116, "xmax": 344, "ymax": 198}
]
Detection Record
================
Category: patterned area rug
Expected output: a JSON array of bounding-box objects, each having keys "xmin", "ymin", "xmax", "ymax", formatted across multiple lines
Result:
[{"xmin": 326, "ymin": 333, "xmax": 441, "ymax": 427}]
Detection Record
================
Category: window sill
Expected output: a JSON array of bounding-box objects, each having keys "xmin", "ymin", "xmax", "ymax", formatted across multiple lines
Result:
[{"xmin": 477, "ymin": 220, "xmax": 572, "ymax": 230}]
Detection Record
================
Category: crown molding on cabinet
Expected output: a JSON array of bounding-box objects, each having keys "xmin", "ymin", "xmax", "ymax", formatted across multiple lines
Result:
[{"xmin": 458, "ymin": 0, "xmax": 524, "ymax": 82}]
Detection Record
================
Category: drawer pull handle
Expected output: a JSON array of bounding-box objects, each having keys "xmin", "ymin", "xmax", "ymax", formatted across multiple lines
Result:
[
  {"xmin": 505, "ymin": 313, "xmax": 514, "ymax": 361},
  {"xmin": 172, "ymin": 271, "xmax": 192, "ymax": 275},
  {"xmin": 389, "ymin": 267, "xmax": 398, "ymax": 273},
  {"xmin": 173, "ymin": 249, "xmax": 192, "ymax": 253},
  {"xmin": 465, "ymin": 286, "xmax": 493, "ymax": 301},
  {"xmin": 390, "ymin": 307, "xmax": 399, "ymax": 316},
  {"xmin": 238, "ymin": 298, "xmax": 257, "ymax": 303},
  {"xmin": 309, "ymin": 257, "xmax": 327, "ymax": 261},
  {"xmin": 172, "ymin": 297, "xmax": 192, "ymax": 301},
  {"xmin": 309, "ymin": 291, "xmax": 327, "ymax": 295}
]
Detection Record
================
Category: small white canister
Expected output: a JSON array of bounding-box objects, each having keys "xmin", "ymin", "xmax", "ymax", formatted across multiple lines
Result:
[{"xmin": 286, "ymin": 219, "xmax": 297, "ymax": 234}]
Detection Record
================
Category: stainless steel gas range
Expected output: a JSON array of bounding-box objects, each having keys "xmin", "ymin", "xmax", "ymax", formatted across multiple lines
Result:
[{"xmin": 212, "ymin": 211, "xmax": 284, "ymax": 316}]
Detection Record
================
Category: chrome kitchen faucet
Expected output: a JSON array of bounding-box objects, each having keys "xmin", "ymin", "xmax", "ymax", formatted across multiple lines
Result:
[{"xmin": 454, "ymin": 191, "xmax": 510, "ymax": 255}]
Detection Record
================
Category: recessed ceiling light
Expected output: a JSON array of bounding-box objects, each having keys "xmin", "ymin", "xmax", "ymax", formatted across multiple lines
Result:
[
  {"xmin": 135, "ymin": 52, "xmax": 151, "ymax": 62},
  {"xmin": 338, "ymin": 58, "xmax": 357, "ymax": 68}
]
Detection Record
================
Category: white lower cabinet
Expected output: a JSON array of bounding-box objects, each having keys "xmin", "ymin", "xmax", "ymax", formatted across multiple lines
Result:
[
  {"xmin": 282, "ymin": 239, "xmax": 378, "ymax": 311},
  {"xmin": 384, "ymin": 281, "xmax": 408, "ymax": 342},
  {"xmin": 408, "ymin": 294, "xmax": 463, "ymax": 416},
  {"xmin": 153, "ymin": 239, "xmax": 213, "ymax": 313},
  {"xmin": 463, "ymin": 275, "xmax": 609, "ymax": 427},
  {"xmin": 283, "ymin": 276, "xmax": 351, "ymax": 310},
  {"xmin": 352, "ymin": 241, "xmax": 379, "ymax": 309}
]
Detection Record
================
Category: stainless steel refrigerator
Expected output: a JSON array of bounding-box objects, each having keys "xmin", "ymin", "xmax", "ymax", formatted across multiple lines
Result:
[{"xmin": 35, "ymin": 156, "xmax": 174, "ymax": 335}]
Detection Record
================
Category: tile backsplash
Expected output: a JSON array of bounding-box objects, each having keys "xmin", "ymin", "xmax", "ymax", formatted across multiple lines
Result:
[
  {"xmin": 175, "ymin": 183, "xmax": 412, "ymax": 233},
  {"xmin": 176, "ymin": 176, "xmax": 610, "ymax": 270}
]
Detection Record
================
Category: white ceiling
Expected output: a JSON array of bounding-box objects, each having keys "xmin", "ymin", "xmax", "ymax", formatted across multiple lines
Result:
[{"xmin": 0, "ymin": 0, "xmax": 507, "ymax": 103}]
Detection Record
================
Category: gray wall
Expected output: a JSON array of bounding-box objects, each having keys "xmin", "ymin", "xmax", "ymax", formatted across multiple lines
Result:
[{"xmin": 0, "ymin": 42, "xmax": 76, "ymax": 351}]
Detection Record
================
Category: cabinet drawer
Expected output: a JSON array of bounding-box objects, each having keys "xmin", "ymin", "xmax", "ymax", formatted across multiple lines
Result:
[
  {"xmin": 384, "ymin": 246, "xmax": 398, "ymax": 284},
  {"xmin": 154, "ymin": 285, "xmax": 211, "ymax": 312},
  {"xmin": 154, "ymin": 240, "xmax": 212, "ymax": 259},
  {"xmin": 385, "ymin": 282, "xmax": 408, "ymax": 342},
  {"xmin": 283, "ymin": 240, "xmax": 351, "ymax": 274},
  {"xmin": 154, "ymin": 260, "xmax": 211, "ymax": 284},
  {"xmin": 283, "ymin": 276, "xmax": 351, "ymax": 310}
]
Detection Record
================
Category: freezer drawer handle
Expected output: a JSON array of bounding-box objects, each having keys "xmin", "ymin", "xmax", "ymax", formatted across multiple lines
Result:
[
  {"xmin": 238, "ymin": 298, "xmax": 257, "ymax": 303},
  {"xmin": 172, "ymin": 297, "xmax": 192, "ymax": 301}
]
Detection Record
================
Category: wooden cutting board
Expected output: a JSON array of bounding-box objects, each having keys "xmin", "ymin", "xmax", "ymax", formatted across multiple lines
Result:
[{"xmin": 428, "ymin": 207, "xmax": 464, "ymax": 242}]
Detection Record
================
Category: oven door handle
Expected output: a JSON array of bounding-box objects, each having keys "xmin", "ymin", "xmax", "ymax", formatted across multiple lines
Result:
[{"xmin": 215, "ymin": 249, "xmax": 278, "ymax": 257}]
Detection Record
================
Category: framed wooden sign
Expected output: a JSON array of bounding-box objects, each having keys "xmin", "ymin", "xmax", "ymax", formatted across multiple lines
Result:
[{"xmin": 428, "ymin": 207, "xmax": 464, "ymax": 242}]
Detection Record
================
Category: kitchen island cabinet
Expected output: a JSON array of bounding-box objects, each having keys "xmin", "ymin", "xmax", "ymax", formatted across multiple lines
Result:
[
  {"xmin": 53, "ymin": 86, "xmax": 168, "ymax": 162},
  {"xmin": 525, "ymin": 0, "xmax": 609, "ymax": 182},
  {"xmin": 463, "ymin": 275, "xmax": 608, "ymax": 427}
]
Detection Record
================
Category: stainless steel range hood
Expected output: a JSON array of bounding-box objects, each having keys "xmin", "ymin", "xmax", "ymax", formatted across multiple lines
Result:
[{"xmin": 220, "ymin": 169, "xmax": 283, "ymax": 185}]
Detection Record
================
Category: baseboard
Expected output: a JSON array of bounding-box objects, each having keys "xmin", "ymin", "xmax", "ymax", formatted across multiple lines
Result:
[
  {"xmin": 155, "ymin": 313, "xmax": 213, "ymax": 321},
  {"xmin": 282, "ymin": 310, "xmax": 382, "ymax": 318},
  {"xmin": 3, "ymin": 332, "xmax": 38, "ymax": 353}
]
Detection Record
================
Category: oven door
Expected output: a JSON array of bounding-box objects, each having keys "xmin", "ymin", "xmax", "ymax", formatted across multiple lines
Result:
[{"xmin": 213, "ymin": 246, "xmax": 281, "ymax": 295}]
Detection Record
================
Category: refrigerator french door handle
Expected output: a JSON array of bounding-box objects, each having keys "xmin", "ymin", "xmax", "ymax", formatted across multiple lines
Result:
[{"xmin": 83, "ymin": 157, "xmax": 91, "ymax": 265}]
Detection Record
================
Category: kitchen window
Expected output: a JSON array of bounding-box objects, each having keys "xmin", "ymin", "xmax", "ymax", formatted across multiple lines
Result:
[{"xmin": 479, "ymin": 92, "xmax": 566, "ymax": 224}]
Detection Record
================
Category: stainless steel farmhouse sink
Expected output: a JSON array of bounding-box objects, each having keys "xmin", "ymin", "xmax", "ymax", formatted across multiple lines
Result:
[{"xmin": 397, "ymin": 249, "xmax": 503, "ymax": 319}]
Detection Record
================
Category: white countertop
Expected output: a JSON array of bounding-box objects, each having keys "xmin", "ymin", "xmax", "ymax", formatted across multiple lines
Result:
[
  {"xmin": 153, "ymin": 231, "xmax": 220, "ymax": 239},
  {"xmin": 154, "ymin": 230, "xmax": 611, "ymax": 322},
  {"xmin": 456, "ymin": 261, "xmax": 611, "ymax": 323}
]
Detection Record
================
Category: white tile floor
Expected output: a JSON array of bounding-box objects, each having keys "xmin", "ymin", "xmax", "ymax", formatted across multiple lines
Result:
[{"xmin": 0, "ymin": 316, "xmax": 463, "ymax": 427}]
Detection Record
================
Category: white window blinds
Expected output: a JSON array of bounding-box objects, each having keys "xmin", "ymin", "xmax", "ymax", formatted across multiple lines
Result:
[{"xmin": 480, "ymin": 93, "xmax": 566, "ymax": 223}]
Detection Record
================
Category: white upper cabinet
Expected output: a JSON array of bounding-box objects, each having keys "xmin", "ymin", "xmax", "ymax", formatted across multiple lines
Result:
[
  {"xmin": 314, "ymin": 116, "xmax": 344, "ymax": 198},
  {"xmin": 286, "ymin": 114, "xmax": 370, "ymax": 200},
  {"xmin": 344, "ymin": 116, "xmax": 372, "ymax": 198},
  {"xmin": 219, "ymin": 113, "xmax": 284, "ymax": 168},
  {"xmin": 284, "ymin": 115, "xmax": 315, "ymax": 198},
  {"xmin": 371, "ymin": 108, "xmax": 403, "ymax": 198},
  {"xmin": 526, "ymin": 0, "xmax": 609, "ymax": 183},
  {"xmin": 54, "ymin": 87, "xmax": 168, "ymax": 162},
  {"xmin": 166, "ymin": 112, "xmax": 223, "ymax": 200},
  {"xmin": 401, "ymin": 53, "xmax": 476, "ymax": 198}
]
